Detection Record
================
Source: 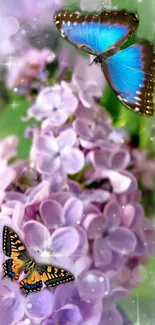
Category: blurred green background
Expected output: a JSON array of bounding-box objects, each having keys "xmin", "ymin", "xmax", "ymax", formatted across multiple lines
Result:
[{"xmin": 0, "ymin": 0, "xmax": 155, "ymax": 323}]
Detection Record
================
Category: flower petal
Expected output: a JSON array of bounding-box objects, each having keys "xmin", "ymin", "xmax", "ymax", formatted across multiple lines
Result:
[
  {"xmin": 23, "ymin": 220, "xmax": 51, "ymax": 252},
  {"xmin": 108, "ymin": 227, "xmax": 137, "ymax": 255},
  {"xmin": 104, "ymin": 201, "xmax": 121, "ymax": 230},
  {"xmin": 110, "ymin": 150, "xmax": 130, "ymax": 170},
  {"xmin": 34, "ymin": 135, "xmax": 58, "ymax": 154},
  {"xmin": 25, "ymin": 289, "xmax": 53, "ymax": 320},
  {"xmin": 62, "ymin": 148, "xmax": 85, "ymax": 174},
  {"xmin": 64, "ymin": 197, "xmax": 83, "ymax": 226},
  {"xmin": 27, "ymin": 181, "xmax": 50, "ymax": 205},
  {"xmin": 36, "ymin": 153, "xmax": 61, "ymax": 174},
  {"xmin": 99, "ymin": 307, "xmax": 123, "ymax": 325},
  {"xmin": 83, "ymin": 213, "xmax": 107, "ymax": 239},
  {"xmin": 74, "ymin": 256, "xmax": 92, "ymax": 277},
  {"xmin": 40, "ymin": 199, "xmax": 64, "ymax": 229},
  {"xmin": 57, "ymin": 304, "xmax": 82, "ymax": 324},
  {"xmin": 57, "ymin": 129, "xmax": 77, "ymax": 150},
  {"xmin": 0, "ymin": 167, "xmax": 16, "ymax": 191},
  {"xmin": 51, "ymin": 227, "xmax": 80, "ymax": 256},
  {"xmin": 12, "ymin": 202, "xmax": 25, "ymax": 229},
  {"xmin": 77, "ymin": 270, "xmax": 109, "ymax": 303},
  {"xmin": 93, "ymin": 238, "xmax": 113, "ymax": 267},
  {"xmin": 102, "ymin": 170, "xmax": 131, "ymax": 193},
  {"xmin": 0, "ymin": 279, "xmax": 25, "ymax": 325}
]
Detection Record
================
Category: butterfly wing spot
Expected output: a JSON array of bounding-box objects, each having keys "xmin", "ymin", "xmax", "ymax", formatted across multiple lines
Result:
[
  {"xmin": 3, "ymin": 259, "xmax": 22, "ymax": 280},
  {"xmin": 134, "ymin": 96, "xmax": 141, "ymax": 101},
  {"xmin": 19, "ymin": 271, "xmax": 43, "ymax": 294}
]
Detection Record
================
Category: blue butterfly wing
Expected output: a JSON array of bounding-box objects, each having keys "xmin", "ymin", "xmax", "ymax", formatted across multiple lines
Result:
[
  {"xmin": 54, "ymin": 10, "xmax": 138, "ymax": 54},
  {"xmin": 102, "ymin": 40, "xmax": 155, "ymax": 115}
]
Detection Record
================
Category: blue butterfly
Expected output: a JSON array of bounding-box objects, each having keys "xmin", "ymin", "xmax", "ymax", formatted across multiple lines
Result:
[{"xmin": 54, "ymin": 10, "xmax": 155, "ymax": 115}]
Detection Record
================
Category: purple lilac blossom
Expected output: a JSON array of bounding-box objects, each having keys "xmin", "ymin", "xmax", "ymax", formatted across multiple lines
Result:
[
  {"xmin": 28, "ymin": 81, "xmax": 78, "ymax": 126},
  {"xmin": 6, "ymin": 48, "xmax": 56, "ymax": 95},
  {"xmin": 0, "ymin": 95, "xmax": 154, "ymax": 325},
  {"xmin": 1, "ymin": 26, "xmax": 154, "ymax": 324}
]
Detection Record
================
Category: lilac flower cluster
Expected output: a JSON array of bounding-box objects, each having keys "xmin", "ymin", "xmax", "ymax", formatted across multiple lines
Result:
[
  {"xmin": 1, "ymin": 48, "xmax": 155, "ymax": 325},
  {"xmin": 6, "ymin": 48, "xmax": 56, "ymax": 96}
]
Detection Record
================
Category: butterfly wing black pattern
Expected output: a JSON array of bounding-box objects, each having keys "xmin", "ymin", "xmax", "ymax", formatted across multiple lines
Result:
[
  {"xmin": 19, "ymin": 264, "xmax": 74, "ymax": 294},
  {"xmin": 3, "ymin": 226, "xmax": 75, "ymax": 294},
  {"xmin": 37, "ymin": 264, "xmax": 74, "ymax": 287},
  {"xmin": 54, "ymin": 10, "xmax": 155, "ymax": 116},
  {"xmin": 3, "ymin": 226, "xmax": 30, "ymax": 281}
]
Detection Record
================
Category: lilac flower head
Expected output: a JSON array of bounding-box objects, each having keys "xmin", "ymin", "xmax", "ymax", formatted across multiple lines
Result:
[
  {"xmin": 30, "ymin": 128, "xmax": 85, "ymax": 181},
  {"xmin": 28, "ymin": 81, "xmax": 78, "ymax": 126},
  {"xmin": 7, "ymin": 48, "xmax": 56, "ymax": 95},
  {"xmin": 0, "ymin": 25, "xmax": 154, "ymax": 325},
  {"xmin": 74, "ymin": 104, "xmax": 112, "ymax": 147}
]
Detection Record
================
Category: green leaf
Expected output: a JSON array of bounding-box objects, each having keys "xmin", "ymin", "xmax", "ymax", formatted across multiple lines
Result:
[{"xmin": 0, "ymin": 94, "xmax": 38, "ymax": 160}]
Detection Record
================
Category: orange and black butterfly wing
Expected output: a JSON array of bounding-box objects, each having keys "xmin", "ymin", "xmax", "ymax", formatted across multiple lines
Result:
[
  {"xmin": 3, "ymin": 226, "xmax": 30, "ymax": 281},
  {"xmin": 19, "ymin": 270, "xmax": 43, "ymax": 294},
  {"xmin": 36, "ymin": 264, "xmax": 75, "ymax": 288},
  {"xmin": 19, "ymin": 264, "xmax": 74, "ymax": 294}
]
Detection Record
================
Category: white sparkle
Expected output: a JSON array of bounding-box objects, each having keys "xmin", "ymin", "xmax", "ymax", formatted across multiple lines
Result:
[
  {"xmin": 137, "ymin": 0, "xmax": 143, "ymax": 3},
  {"xmin": 11, "ymin": 102, "xmax": 19, "ymax": 110},
  {"xmin": 24, "ymin": 319, "xmax": 31, "ymax": 325},
  {"xmin": 0, "ymin": 55, "xmax": 15, "ymax": 71},
  {"xmin": 27, "ymin": 303, "xmax": 32, "ymax": 309},
  {"xmin": 40, "ymin": 250, "xmax": 51, "ymax": 257}
]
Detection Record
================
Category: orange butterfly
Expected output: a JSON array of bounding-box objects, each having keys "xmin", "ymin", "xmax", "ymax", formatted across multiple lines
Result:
[{"xmin": 3, "ymin": 226, "xmax": 74, "ymax": 295}]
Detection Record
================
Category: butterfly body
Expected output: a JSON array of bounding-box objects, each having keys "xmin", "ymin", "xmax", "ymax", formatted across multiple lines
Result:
[
  {"xmin": 3, "ymin": 226, "xmax": 74, "ymax": 294},
  {"xmin": 54, "ymin": 10, "xmax": 155, "ymax": 115}
]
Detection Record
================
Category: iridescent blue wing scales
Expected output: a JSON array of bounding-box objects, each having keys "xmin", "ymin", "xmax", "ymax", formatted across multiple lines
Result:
[
  {"xmin": 102, "ymin": 40, "xmax": 155, "ymax": 115},
  {"xmin": 54, "ymin": 10, "xmax": 138, "ymax": 55},
  {"xmin": 54, "ymin": 10, "xmax": 154, "ymax": 115}
]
